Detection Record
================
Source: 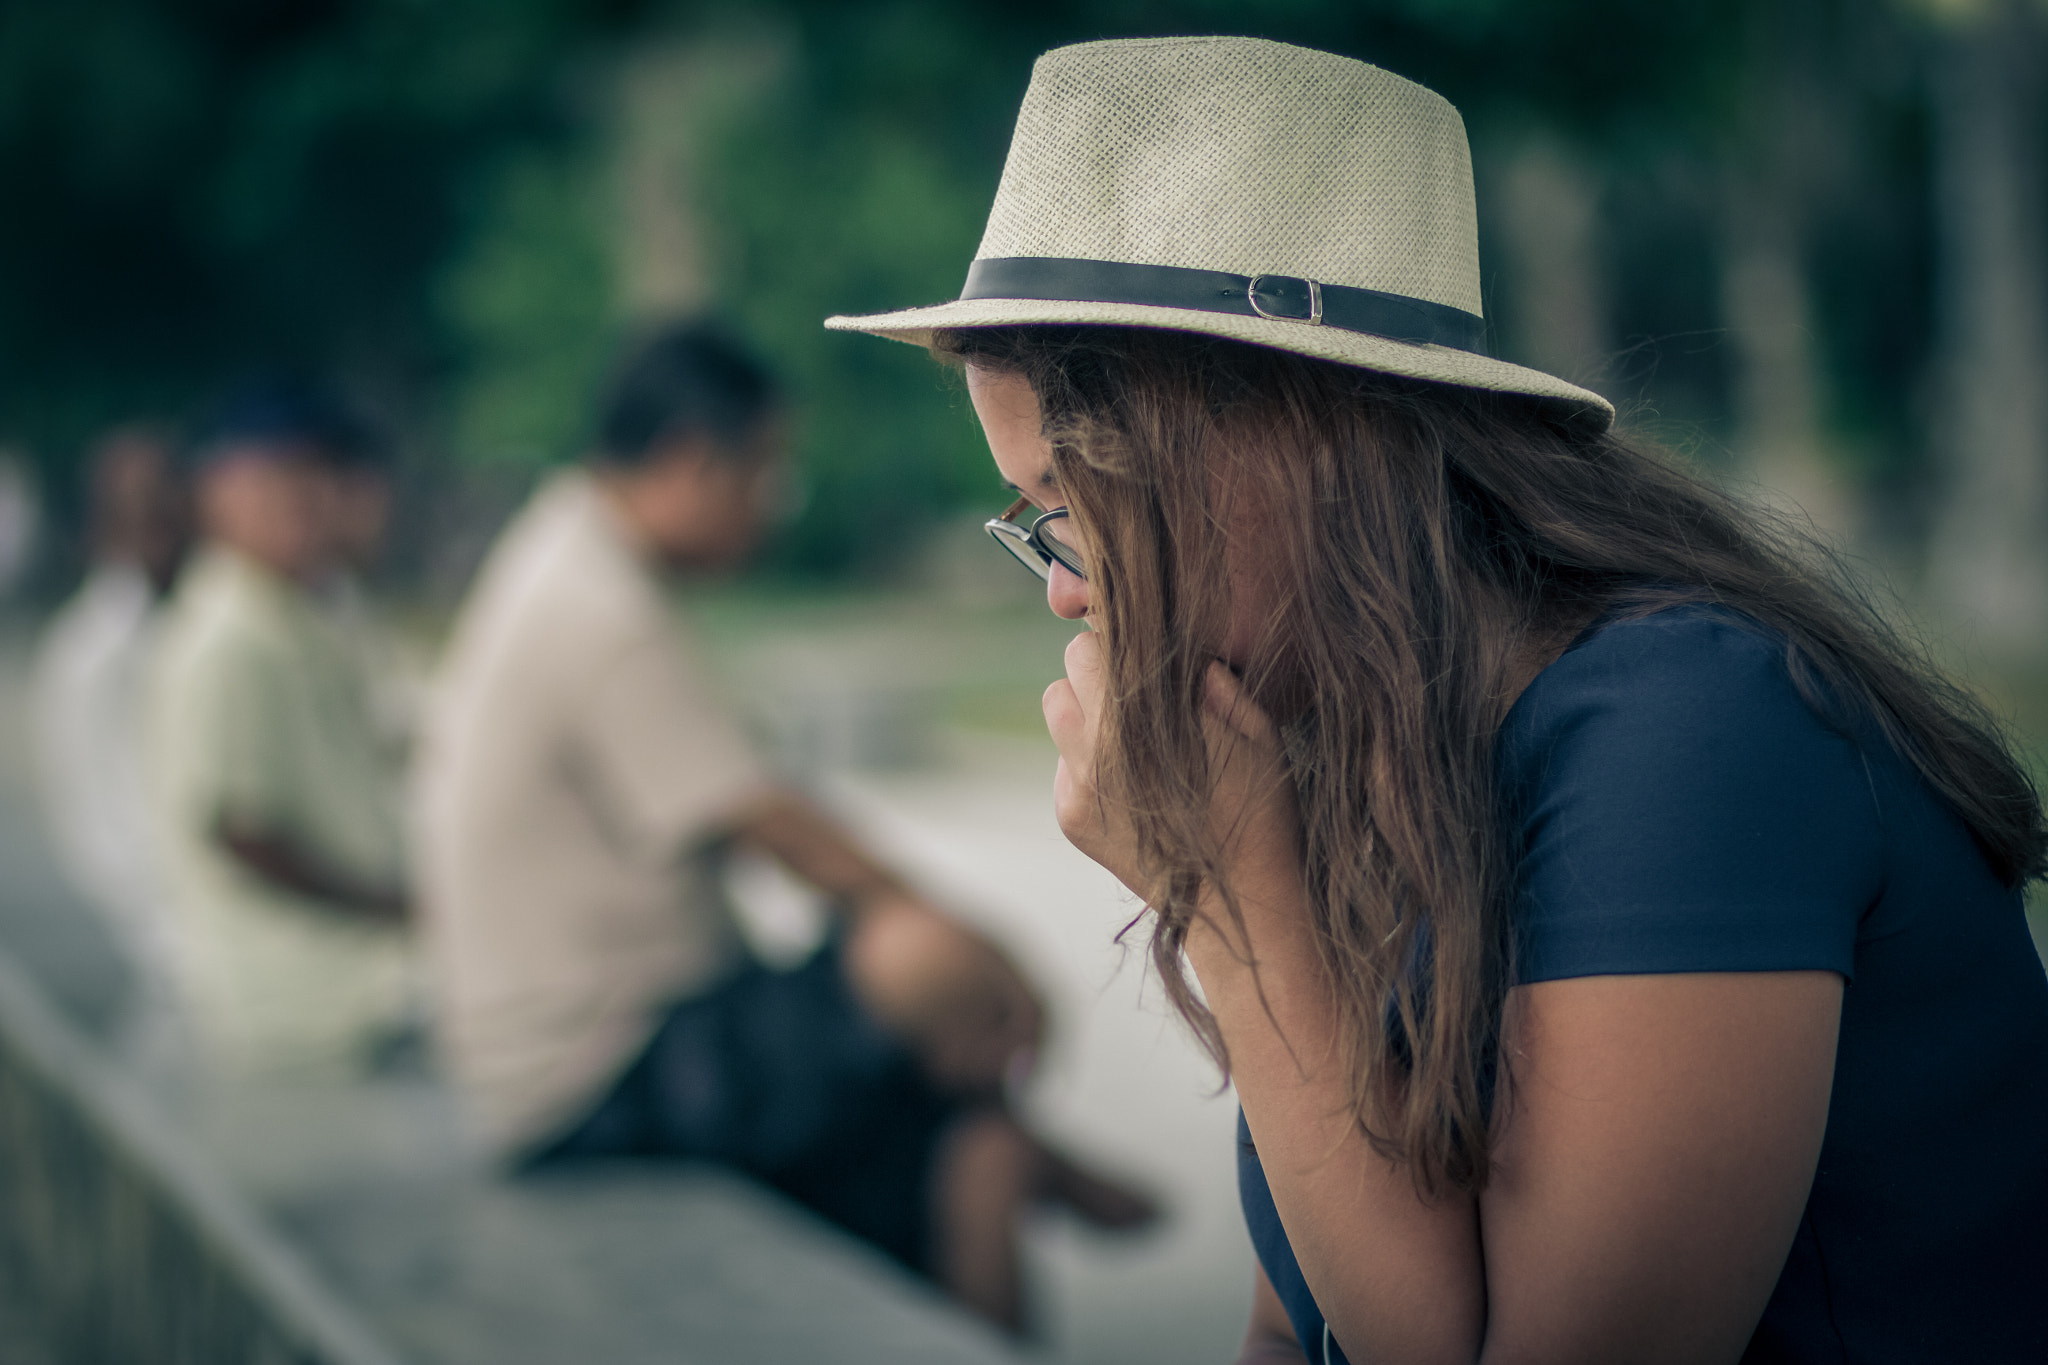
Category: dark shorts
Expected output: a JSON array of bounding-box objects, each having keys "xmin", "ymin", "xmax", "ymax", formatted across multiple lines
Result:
[{"xmin": 527, "ymin": 940, "xmax": 958, "ymax": 1274}]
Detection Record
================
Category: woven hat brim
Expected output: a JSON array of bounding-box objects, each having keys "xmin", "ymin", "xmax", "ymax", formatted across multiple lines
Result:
[{"xmin": 826, "ymin": 297, "xmax": 1615, "ymax": 430}]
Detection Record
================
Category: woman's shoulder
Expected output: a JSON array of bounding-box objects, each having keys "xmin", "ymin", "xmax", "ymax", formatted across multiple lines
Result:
[
  {"xmin": 1502, "ymin": 601, "xmax": 1814, "ymax": 764},
  {"xmin": 1533, "ymin": 600, "xmax": 1786, "ymax": 697},
  {"xmin": 1500, "ymin": 600, "xmax": 1886, "ymax": 983}
]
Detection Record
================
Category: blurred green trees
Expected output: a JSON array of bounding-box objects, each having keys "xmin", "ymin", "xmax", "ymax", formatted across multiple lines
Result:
[
  {"xmin": 1, "ymin": 0, "xmax": 2041, "ymax": 593},
  {"xmin": 0, "ymin": 0, "xmax": 641, "ymax": 546}
]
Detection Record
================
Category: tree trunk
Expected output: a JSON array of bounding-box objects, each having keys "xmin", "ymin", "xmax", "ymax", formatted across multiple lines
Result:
[
  {"xmin": 1720, "ymin": 178, "xmax": 1856, "ymax": 540},
  {"xmin": 1717, "ymin": 10, "xmax": 1858, "ymax": 546},
  {"xmin": 1493, "ymin": 135, "xmax": 1612, "ymax": 391},
  {"xmin": 1925, "ymin": 1, "xmax": 2048, "ymax": 651},
  {"xmin": 610, "ymin": 27, "xmax": 792, "ymax": 323}
]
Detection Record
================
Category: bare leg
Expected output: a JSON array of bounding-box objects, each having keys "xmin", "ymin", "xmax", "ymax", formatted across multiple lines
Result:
[
  {"xmin": 848, "ymin": 909, "xmax": 1160, "ymax": 1331},
  {"xmin": 930, "ymin": 1110, "xmax": 1038, "ymax": 1335},
  {"xmin": 1039, "ymin": 1143, "xmax": 1161, "ymax": 1230},
  {"xmin": 842, "ymin": 897, "xmax": 1042, "ymax": 1095},
  {"xmin": 929, "ymin": 1110, "xmax": 1166, "ymax": 1335}
]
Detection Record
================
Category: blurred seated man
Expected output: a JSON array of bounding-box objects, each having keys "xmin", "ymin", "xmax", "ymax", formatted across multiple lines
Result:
[
  {"xmin": 32, "ymin": 424, "xmax": 191, "ymax": 1077},
  {"xmin": 146, "ymin": 378, "xmax": 414, "ymax": 1079},
  {"xmin": 416, "ymin": 322, "xmax": 1152, "ymax": 1333}
]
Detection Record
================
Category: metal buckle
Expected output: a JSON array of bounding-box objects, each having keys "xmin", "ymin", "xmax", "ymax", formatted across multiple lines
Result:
[{"xmin": 1246, "ymin": 274, "xmax": 1324, "ymax": 325}]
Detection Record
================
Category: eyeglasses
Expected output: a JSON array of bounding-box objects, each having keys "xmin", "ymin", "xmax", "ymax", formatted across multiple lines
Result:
[{"xmin": 985, "ymin": 496, "xmax": 1087, "ymax": 582}]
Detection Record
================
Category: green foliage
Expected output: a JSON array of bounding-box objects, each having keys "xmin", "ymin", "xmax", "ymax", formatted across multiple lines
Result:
[
  {"xmin": 692, "ymin": 11, "xmax": 1024, "ymax": 572},
  {"xmin": 0, "ymin": 0, "xmax": 1992, "ymax": 579},
  {"xmin": 438, "ymin": 148, "xmax": 616, "ymax": 469},
  {"xmin": 0, "ymin": 0, "xmax": 636, "ymax": 480}
]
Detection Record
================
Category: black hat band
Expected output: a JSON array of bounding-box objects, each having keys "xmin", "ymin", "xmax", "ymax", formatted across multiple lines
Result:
[{"xmin": 960, "ymin": 256, "xmax": 1489, "ymax": 355}]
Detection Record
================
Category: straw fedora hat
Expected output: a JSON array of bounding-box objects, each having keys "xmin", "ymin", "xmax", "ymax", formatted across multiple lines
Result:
[{"xmin": 826, "ymin": 35, "xmax": 1614, "ymax": 429}]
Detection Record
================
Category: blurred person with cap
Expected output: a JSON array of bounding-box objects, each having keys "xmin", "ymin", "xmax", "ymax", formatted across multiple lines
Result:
[
  {"xmin": 32, "ymin": 424, "xmax": 192, "ymax": 1082},
  {"xmin": 145, "ymin": 375, "xmax": 415, "ymax": 1079},
  {"xmin": 416, "ymin": 320, "xmax": 1153, "ymax": 1333}
]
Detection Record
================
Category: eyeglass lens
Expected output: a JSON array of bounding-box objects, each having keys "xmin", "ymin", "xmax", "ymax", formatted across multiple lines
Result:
[
  {"xmin": 984, "ymin": 502, "xmax": 1087, "ymax": 582},
  {"xmin": 987, "ymin": 522, "xmax": 1053, "ymax": 580},
  {"xmin": 1033, "ymin": 515, "xmax": 1085, "ymax": 578}
]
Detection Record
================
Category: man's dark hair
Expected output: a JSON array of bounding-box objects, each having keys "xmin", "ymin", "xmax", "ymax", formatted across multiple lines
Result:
[
  {"xmin": 596, "ymin": 321, "xmax": 779, "ymax": 465},
  {"xmin": 189, "ymin": 370, "xmax": 384, "ymax": 471}
]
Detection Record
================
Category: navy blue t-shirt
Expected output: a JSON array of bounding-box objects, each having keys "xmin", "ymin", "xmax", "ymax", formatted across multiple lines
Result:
[{"xmin": 1239, "ymin": 605, "xmax": 2048, "ymax": 1363}]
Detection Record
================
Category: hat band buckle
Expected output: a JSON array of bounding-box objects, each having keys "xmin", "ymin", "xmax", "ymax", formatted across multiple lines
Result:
[{"xmin": 1247, "ymin": 274, "xmax": 1323, "ymax": 325}]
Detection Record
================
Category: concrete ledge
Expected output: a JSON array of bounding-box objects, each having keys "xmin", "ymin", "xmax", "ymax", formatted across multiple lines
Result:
[
  {"xmin": 0, "ymin": 946, "xmax": 403, "ymax": 1365},
  {"xmin": 0, "ymin": 939, "xmax": 1029, "ymax": 1364},
  {"xmin": 196, "ymin": 1071, "xmax": 1032, "ymax": 1365},
  {"xmin": 274, "ymin": 1161, "xmax": 1027, "ymax": 1365}
]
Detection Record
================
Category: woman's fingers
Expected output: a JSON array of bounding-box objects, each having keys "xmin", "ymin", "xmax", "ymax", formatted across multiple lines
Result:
[
  {"xmin": 1063, "ymin": 630, "xmax": 1106, "ymax": 711},
  {"xmin": 1044, "ymin": 633, "xmax": 1102, "ymax": 745},
  {"xmin": 1200, "ymin": 661, "xmax": 1301, "ymax": 878},
  {"xmin": 1048, "ymin": 630, "xmax": 1158, "ymax": 891},
  {"xmin": 1049, "ymin": 632, "xmax": 1299, "ymax": 903},
  {"xmin": 1043, "ymin": 677, "xmax": 1082, "ymax": 749},
  {"xmin": 1202, "ymin": 660, "xmax": 1278, "ymax": 744}
]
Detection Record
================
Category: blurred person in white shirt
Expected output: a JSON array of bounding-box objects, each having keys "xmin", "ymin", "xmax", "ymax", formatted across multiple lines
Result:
[
  {"xmin": 417, "ymin": 322, "xmax": 1153, "ymax": 1334},
  {"xmin": 146, "ymin": 378, "xmax": 415, "ymax": 1080},
  {"xmin": 32, "ymin": 424, "xmax": 191, "ymax": 1082}
]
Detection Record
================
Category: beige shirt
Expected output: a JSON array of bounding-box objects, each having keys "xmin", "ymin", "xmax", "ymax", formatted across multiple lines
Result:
[
  {"xmin": 146, "ymin": 546, "xmax": 413, "ymax": 1077},
  {"xmin": 415, "ymin": 471, "xmax": 769, "ymax": 1155}
]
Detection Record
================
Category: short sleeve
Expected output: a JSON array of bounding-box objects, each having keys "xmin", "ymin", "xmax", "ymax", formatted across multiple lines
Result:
[
  {"xmin": 184, "ymin": 637, "xmax": 297, "ymax": 828},
  {"xmin": 571, "ymin": 624, "xmax": 770, "ymax": 857},
  {"xmin": 1499, "ymin": 608, "xmax": 1881, "ymax": 984}
]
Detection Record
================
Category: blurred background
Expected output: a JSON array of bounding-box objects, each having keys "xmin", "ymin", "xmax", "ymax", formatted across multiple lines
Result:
[
  {"xmin": 0, "ymin": 0, "xmax": 2037, "ymax": 604},
  {"xmin": 0, "ymin": 2, "xmax": 2045, "ymax": 1363}
]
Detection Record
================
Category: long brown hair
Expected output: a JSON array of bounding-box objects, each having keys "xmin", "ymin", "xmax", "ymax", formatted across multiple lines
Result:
[{"xmin": 940, "ymin": 324, "xmax": 2047, "ymax": 1195}]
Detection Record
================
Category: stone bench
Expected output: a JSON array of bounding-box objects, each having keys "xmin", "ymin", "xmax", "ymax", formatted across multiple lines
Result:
[
  {"xmin": 0, "ymin": 946, "xmax": 1026, "ymax": 1365},
  {"xmin": 202, "ymin": 1071, "xmax": 1029, "ymax": 1365}
]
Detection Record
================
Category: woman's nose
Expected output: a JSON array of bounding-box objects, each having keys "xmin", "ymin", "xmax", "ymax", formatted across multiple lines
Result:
[{"xmin": 1046, "ymin": 562, "xmax": 1090, "ymax": 619}]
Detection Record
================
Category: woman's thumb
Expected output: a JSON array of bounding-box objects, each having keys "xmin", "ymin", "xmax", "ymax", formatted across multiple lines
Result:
[{"xmin": 1202, "ymin": 660, "xmax": 1275, "ymax": 742}]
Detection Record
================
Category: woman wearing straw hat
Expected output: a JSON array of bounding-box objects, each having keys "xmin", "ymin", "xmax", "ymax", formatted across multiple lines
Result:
[{"xmin": 830, "ymin": 36, "xmax": 2048, "ymax": 1365}]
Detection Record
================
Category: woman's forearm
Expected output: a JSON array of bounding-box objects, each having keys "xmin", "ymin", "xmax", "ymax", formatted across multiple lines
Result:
[
  {"xmin": 1047, "ymin": 641, "xmax": 1483, "ymax": 1356},
  {"xmin": 1188, "ymin": 868, "xmax": 1486, "ymax": 1365}
]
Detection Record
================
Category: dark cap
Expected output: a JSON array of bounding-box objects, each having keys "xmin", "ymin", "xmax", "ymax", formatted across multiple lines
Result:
[{"xmin": 189, "ymin": 371, "xmax": 386, "ymax": 471}]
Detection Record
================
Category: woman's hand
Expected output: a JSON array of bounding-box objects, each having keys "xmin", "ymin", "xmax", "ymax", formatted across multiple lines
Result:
[
  {"xmin": 1043, "ymin": 630, "xmax": 1146, "ymax": 893},
  {"xmin": 1195, "ymin": 659, "xmax": 1305, "ymax": 922},
  {"xmin": 1047, "ymin": 632, "xmax": 1486, "ymax": 1361},
  {"xmin": 1043, "ymin": 630, "xmax": 1301, "ymax": 912}
]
